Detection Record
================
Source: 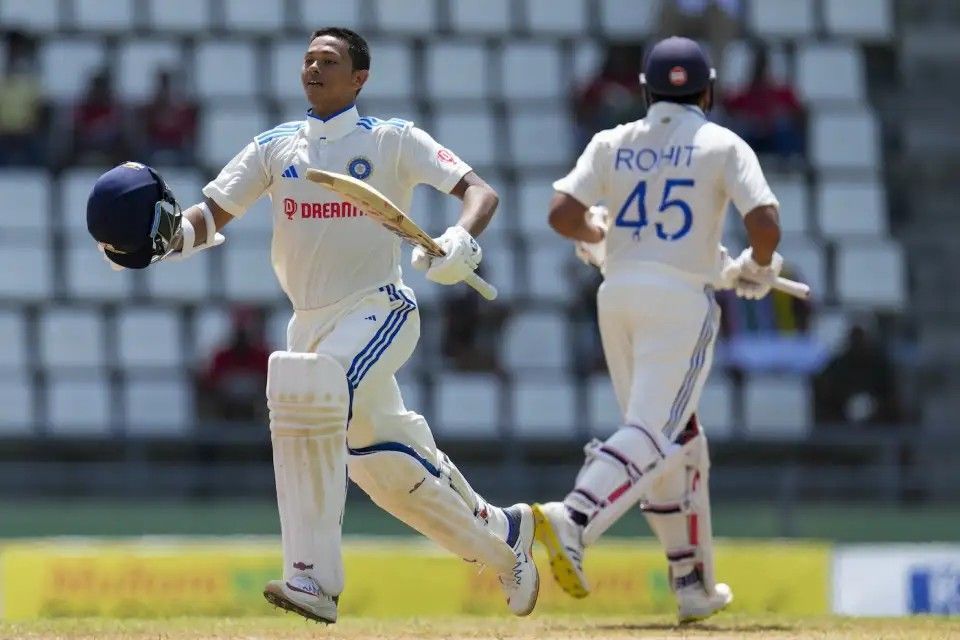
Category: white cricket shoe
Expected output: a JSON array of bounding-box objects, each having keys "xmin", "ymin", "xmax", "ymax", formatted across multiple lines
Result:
[
  {"xmin": 263, "ymin": 575, "xmax": 338, "ymax": 624},
  {"xmin": 532, "ymin": 501, "xmax": 589, "ymax": 598},
  {"xmin": 677, "ymin": 581, "xmax": 734, "ymax": 623},
  {"xmin": 497, "ymin": 503, "xmax": 540, "ymax": 616}
]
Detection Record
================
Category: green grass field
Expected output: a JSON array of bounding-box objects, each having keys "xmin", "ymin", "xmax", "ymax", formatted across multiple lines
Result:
[{"xmin": 2, "ymin": 615, "xmax": 959, "ymax": 640}]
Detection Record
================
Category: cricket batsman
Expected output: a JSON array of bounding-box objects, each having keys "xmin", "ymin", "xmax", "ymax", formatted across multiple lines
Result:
[
  {"xmin": 532, "ymin": 37, "xmax": 784, "ymax": 623},
  {"xmin": 85, "ymin": 27, "xmax": 538, "ymax": 622}
]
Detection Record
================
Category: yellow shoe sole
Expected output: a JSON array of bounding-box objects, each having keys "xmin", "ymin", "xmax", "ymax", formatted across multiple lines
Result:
[{"xmin": 531, "ymin": 503, "xmax": 589, "ymax": 599}]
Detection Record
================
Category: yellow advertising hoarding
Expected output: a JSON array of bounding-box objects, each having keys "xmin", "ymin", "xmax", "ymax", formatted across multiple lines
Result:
[{"xmin": 0, "ymin": 538, "xmax": 829, "ymax": 619}]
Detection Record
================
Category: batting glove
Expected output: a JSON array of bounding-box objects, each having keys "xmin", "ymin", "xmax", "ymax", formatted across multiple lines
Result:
[
  {"xmin": 574, "ymin": 206, "xmax": 608, "ymax": 270},
  {"xmin": 733, "ymin": 247, "xmax": 784, "ymax": 300},
  {"xmin": 411, "ymin": 225, "xmax": 481, "ymax": 285}
]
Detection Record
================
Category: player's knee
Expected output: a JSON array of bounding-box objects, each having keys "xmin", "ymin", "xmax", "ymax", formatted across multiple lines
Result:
[
  {"xmin": 267, "ymin": 351, "xmax": 350, "ymax": 436},
  {"xmin": 348, "ymin": 446, "xmax": 437, "ymax": 504},
  {"xmin": 604, "ymin": 424, "xmax": 672, "ymax": 474}
]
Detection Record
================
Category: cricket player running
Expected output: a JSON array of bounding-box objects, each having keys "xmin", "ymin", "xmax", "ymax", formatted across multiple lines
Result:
[
  {"xmin": 532, "ymin": 37, "xmax": 783, "ymax": 623},
  {"xmin": 85, "ymin": 28, "xmax": 538, "ymax": 622}
]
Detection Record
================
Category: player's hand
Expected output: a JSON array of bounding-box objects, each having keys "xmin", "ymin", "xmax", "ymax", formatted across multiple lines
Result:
[
  {"xmin": 733, "ymin": 248, "xmax": 784, "ymax": 300},
  {"xmin": 418, "ymin": 226, "xmax": 482, "ymax": 285},
  {"xmin": 574, "ymin": 206, "xmax": 608, "ymax": 270},
  {"xmin": 96, "ymin": 242, "xmax": 126, "ymax": 271}
]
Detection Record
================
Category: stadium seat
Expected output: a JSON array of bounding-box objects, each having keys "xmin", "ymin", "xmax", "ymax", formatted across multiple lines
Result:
[
  {"xmin": 516, "ymin": 177, "xmax": 554, "ymax": 234},
  {"xmin": 816, "ymin": 180, "xmax": 887, "ymax": 237},
  {"xmin": 777, "ymin": 238, "xmax": 826, "ymax": 300},
  {"xmin": 500, "ymin": 42, "xmax": 563, "ymax": 100},
  {"xmin": 60, "ymin": 168, "xmax": 106, "ymax": 232},
  {"xmin": 0, "ymin": 0, "xmax": 59, "ymax": 31},
  {"xmin": 598, "ymin": 0, "xmax": 657, "ymax": 38},
  {"xmin": 0, "ymin": 243, "xmax": 52, "ymax": 301},
  {"xmin": 64, "ymin": 239, "xmax": 135, "ymax": 300},
  {"xmin": 526, "ymin": 0, "xmax": 586, "ymax": 35},
  {"xmin": 434, "ymin": 373, "xmax": 500, "ymax": 439},
  {"xmin": 719, "ymin": 40, "xmax": 790, "ymax": 93},
  {"xmin": 698, "ymin": 375, "xmax": 736, "ymax": 440},
  {"xmin": 270, "ymin": 40, "xmax": 312, "ymax": 101},
  {"xmin": 433, "ymin": 108, "xmax": 497, "ymax": 168},
  {"xmin": 146, "ymin": 0, "xmax": 213, "ymax": 33},
  {"xmin": 145, "ymin": 251, "xmax": 212, "ymax": 302},
  {"xmin": 116, "ymin": 41, "xmax": 184, "ymax": 102},
  {"xmin": 151, "ymin": 167, "xmax": 205, "ymax": 204},
  {"xmin": 823, "ymin": 0, "xmax": 892, "ymax": 40},
  {"xmin": 40, "ymin": 307, "xmax": 105, "ymax": 370},
  {"xmin": 527, "ymin": 239, "xmax": 576, "ymax": 303},
  {"xmin": 47, "ymin": 375, "xmax": 111, "ymax": 435},
  {"xmin": 267, "ymin": 307, "xmax": 290, "ymax": 352},
  {"xmin": 508, "ymin": 107, "xmax": 572, "ymax": 168},
  {"xmin": 374, "ymin": 0, "xmax": 438, "ymax": 34},
  {"xmin": 588, "ymin": 374, "xmax": 621, "ymax": 437},
  {"xmin": 476, "ymin": 232, "xmax": 518, "ymax": 301},
  {"xmin": 810, "ymin": 110, "xmax": 880, "ymax": 172},
  {"xmin": 198, "ymin": 106, "xmax": 270, "ymax": 168},
  {"xmin": 299, "ymin": 0, "xmax": 363, "ymax": 29},
  {"xmin": 117, "ymin": 308, "xmax": 182, "ymax": 369},
  {"xmin": 426, "ymin": 43, "xmax": 489, "ymax": 100},
  {"xmin": 513, "ymin": 377, "xmax": 577, "ymax": 438},
  {"xmin": 813, "ymin": 308, "xmax": 850, "ymax": 352},
  {"xmin": 747, "ymin": 0, "xmax": 814, "ymax": 38},
  {"xmin": 0, "ymin": 170, "xmax": 49, "ymax": 232},
  {"xmin": 573, "ymin": 41, "xmax": 603, "ymax": 87},
  {"xmin": 450, "ymin": 0, "xmax": 511, "ymax": 33},
  {"xmin": 0, "ymin": 311, "xmax": 26, "ymax": 373},
  {"xmin": 40, "ymin": 38, "xmax": 106, "ymax": 101},
  {"xmin": 222, "ymin": 241, "xmax": 281, "ymax": 302},
  {"xmin": 194, "ymin": 41, "xmax": 258, "ymax": 100},
  {"xmin": 222, "ymin": 0, "xmax": 285, "ymax": 33},
  {"xmin": 192, "ymin": 307, "xmax": 233, "ymax": 364},
  {"xmin": 744, "ymin": 376, "xmax": 812, "ymax": 439},
  {"xmin": 74, "ymin": 0, "xmax": 134, "ymax": 31},
  {"xmin": 767, "ymin": 175, "xmax": 809, "ymax": 236},
  {"xmin": 797, "ymin": 44, "xmax": 865, "ymax": 104},
  {"xmin": 124, "ymin": 376, "xmax": 190, "ymax": 435},
  {"xmin": 502, "ymin": 311, "xmax": 569, "ymax": 372},
  {"xmin": 836, "ymin": 242, "xmax": 906, "ymax": 309},
  {"xmin": 0, "ymin": 376, "xmax": 32, "ymax": 434},
  {"xmin": 358, "ymin": 41, "xmax": 414, "ymax": 101}
]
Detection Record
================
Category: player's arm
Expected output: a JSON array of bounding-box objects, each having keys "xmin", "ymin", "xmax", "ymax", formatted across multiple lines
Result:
[
  {"xmin": 742, "ymin": 204, "xmax": 781, "ymax": 266},
  {"xmin": 547, "ymin": 193, "xmax": 604, "ymax": 243},
  {"xmin": 171, "ymin": 198, "xmax": 235, "ymax": 252},
  {"xmin": 448, "ymin": 171, "xmax": 499, "ymax": 237}
]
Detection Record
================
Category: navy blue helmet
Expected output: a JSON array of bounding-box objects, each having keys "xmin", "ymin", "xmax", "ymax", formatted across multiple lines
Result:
[
  {"xmin": 86, "ymin": 162, "xmax": 182, "ymax": 269},
  {"xmin": 640, "ymin": 36, "xmax": 716, "ymax": 99}
]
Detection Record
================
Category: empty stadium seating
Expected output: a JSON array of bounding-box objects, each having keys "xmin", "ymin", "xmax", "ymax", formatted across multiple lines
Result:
[{"xmin": 435, "ymin": 373, "xmax": 501, "ymax": 438}]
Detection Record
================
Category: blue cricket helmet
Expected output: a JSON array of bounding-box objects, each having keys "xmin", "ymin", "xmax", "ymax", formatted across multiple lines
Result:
[
  {"xmin": 640, "ymin": 36, "xmax": 715, "ymax": 98},
  {"xmin": 86, "ymin": 162, "xmax": 182, "ymax": 269}
]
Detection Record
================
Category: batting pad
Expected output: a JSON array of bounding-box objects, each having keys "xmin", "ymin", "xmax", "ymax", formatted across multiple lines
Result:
[
  {"xmin": 348, "ymin": 444, "xmax": 516, "ymax": 573},
  {"xmin": 267, "ymin": 351, "xmax": 349, "ymax": 596}
]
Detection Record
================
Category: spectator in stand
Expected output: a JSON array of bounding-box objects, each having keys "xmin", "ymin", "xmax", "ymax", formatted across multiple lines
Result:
[
  {"xmin": 572, "ymin": 43, "xmax": 646, "ymax": 150},
  {"xmin": 0, "ymin": 30, "xmax": 47, "ymax": 166},
  {"xmin": 440, "ymin": 264, "xmax": 506, "ymax": 372},
  {"xmin": 71, "ymin": 68, "xmax": 130, "ymax": 166},
  {"xmin": 657, "ymin": 0, "xmax": 741, "ymax": 72},
  {"xmin": 140, "ymin": 69, "xmax": 198, "ymax": 165},
  {"xmin": 722, "ymin": 42, "xmax": 806, "ymax": 161},
  {"xmin": 815, "ymin": 324, "xmax": 901, "ymax": 426},
  {"xmin": 197, "ymin": 307, "xmax": 271, "ymax": 422}
]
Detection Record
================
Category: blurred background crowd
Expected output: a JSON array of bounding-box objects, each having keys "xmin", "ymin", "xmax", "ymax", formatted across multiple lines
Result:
[{"xmin": 0, "ymin": 0, "xmax": 954, "ymax": 540}]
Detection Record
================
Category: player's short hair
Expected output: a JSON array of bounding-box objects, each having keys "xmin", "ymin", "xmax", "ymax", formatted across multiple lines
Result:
[{"xmin": 310, "ymin": 27, "xmax": 370, "ymax": 71}]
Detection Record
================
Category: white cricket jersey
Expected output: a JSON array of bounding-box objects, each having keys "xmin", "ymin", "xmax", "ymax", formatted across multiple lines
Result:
[
  {"xmin": 203, "ymin": 105, "xmax": 472, "ymax": 310},
  {"xmin": 554, "ymin": 102, "xmax": 778, "ymax": 284}
]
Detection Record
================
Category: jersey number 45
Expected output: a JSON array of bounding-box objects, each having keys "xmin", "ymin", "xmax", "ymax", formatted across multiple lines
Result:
[{"xmin": 615, "ymin": 178, "xmax": 694, "ymax": 241}]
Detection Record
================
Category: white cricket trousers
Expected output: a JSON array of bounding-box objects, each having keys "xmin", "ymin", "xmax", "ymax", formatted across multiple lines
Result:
[
  {"xmin": 597, "ymin": 264, "xmax": 721, "ymax": 443},
  {"xmin": 286, "ymin": 281, "xmax": 437, "ymax": 456}
]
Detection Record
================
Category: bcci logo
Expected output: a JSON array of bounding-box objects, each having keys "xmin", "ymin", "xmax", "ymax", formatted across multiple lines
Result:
[{"xmin": 348, "ymin": 156, "xmax": 373, "ymax": 180}]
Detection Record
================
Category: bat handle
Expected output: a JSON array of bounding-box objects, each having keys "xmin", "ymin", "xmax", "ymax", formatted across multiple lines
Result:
[
  {"xmin": 464, "ymin": 271, "xmax": 498, "ymax": 301},
  {"xmin": 773, "ymin": 276, "xmax": 810, "ymax": 300}
]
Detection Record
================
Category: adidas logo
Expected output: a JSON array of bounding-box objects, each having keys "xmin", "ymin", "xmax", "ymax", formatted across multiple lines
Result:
[
  {"xmin": 281, "ymin": 165, "xmax": 299, "ymax": 178},
  {"xmin": 364, "ymin": 314, "xmax": 377, "ymax": 321}
]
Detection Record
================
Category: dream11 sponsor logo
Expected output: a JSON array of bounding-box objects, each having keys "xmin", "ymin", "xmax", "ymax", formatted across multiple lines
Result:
[
  {"xmin": 909, "ymin": 564, "xmax": 960, "ymax": 614},
  {"xmin": 283, "ymin": 198, "xmax": 365, "ymax": 221}
]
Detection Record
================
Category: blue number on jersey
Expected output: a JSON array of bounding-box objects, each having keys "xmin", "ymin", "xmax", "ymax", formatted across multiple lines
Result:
[{"xmin": 615, "ymin": 179, "xmax": 695, "ymax": 242}]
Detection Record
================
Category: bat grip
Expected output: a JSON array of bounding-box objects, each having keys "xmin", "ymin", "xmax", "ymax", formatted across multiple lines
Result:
[
  {"xmin": 463, "ymin": 271, "xmax": 498, "ymax": 301},
  {"xmin": 772, "ymin": 277, "xmax": 810, "ymax": 300}
]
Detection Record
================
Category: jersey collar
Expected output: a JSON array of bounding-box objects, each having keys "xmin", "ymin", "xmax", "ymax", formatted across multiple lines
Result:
[
  {"xmin": 647, "ymin": 102, "xmax": 706, "ymax": 121},
  {"xmin": 304, "ymin": 103, "xmax": 360, "ymax": 141}
]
